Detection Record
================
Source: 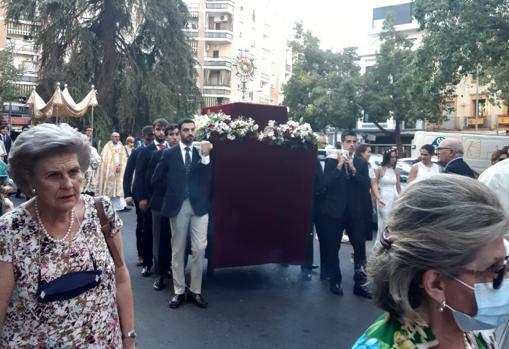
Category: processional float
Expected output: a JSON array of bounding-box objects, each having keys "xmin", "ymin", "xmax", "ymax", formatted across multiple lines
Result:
[{"xmin": 27, "ymin": 83, "xmax": 98, "ymax": 129}]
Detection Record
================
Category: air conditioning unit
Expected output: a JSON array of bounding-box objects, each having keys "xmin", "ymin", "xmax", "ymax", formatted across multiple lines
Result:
[{"xmin": 214, "ymin": 15, "xmax": 229, "ymax": 22}]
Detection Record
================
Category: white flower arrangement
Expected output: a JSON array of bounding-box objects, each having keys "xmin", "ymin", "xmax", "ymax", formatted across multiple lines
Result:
[{"xmin": 194, "ymin": 113, "xmax": 316, "ymax": 148}]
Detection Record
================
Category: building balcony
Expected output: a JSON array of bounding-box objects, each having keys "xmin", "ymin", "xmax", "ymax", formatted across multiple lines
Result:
[
  {"xmin": 6, "ymin": 21, "xmax": 38, "ymax": 37},
  {"xmin": 205, "ymin": 30, "xmax": 233, "ymax": 44},
  {"xmin": 206, "ymin": 0, "xmax": 234, "ymax": 15},
  {"xmin": 183, "ymin": 29, "xmax": 199, "ymax": 39},
  {"xmin": 202, "ymin": 85, "xmax": 231, "ymax": 97},
  {"xmin": 203, "ymin": 56, "xmax": 232, "ymax": 70}
]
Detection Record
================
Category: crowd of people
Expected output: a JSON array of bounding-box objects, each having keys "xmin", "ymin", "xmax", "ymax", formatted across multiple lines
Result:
[{"xmin": 0, "ymin": 119, "xmax": 507, "ymax": 348}]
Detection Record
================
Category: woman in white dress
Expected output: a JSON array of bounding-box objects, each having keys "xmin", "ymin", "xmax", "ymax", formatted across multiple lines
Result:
[
  {"xmin": 373, "ymin": 149, "xmax": 400, "ymax": 248},
  {"xmin": 407, "ymin": 144, "xmax": 441, "ymax": 184}
]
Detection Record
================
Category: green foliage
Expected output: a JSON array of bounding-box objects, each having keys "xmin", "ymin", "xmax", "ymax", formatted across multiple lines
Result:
[
  {"xmin": 283, "ymin": 23, "xmax": 362, "ymax": 130},
  {"xmin": 1, "ymin": 0, "xmax": 200, "ymax": 142},
  {"xmin": 0, "ymin": 45, "xmax": 22, "ymax": 105},
  {"xmin": 414, "ymin": 0, "xmax": 509, "ymax": 106},
  {"xmin": 360, "ymin": 18, "xmax": 418, "ymax": 146}
]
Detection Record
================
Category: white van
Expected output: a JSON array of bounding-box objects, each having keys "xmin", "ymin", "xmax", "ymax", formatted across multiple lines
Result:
[{"xmin": 411, "ymin": 131, "xmax": 509, "ymax": 174}]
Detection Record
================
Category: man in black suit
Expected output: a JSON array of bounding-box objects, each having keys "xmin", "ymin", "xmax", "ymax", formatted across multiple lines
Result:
[
  {"xmin": 84, "ymin": 126, "xmax": 98, "ymax": 149},
  {"xmin": 147, "ymin": 124, "xmax": 180, "ymax": 291},
  {"xmin": 123, "ymin": 125, "xmax": 154, "ymax": 267},
  {"xmin": 152, "ymin": 118, "xmax": 213, "ymax": 309},
  {"xmin": 135, "ymin": 118, "xmax": 169, "ymax": 276},
  {"xmin": 320, "ymin": 130, "xmax": 371, "ymax": 298},
  {"xmin": 0, "ymin": 125, "xmax": 12, "ymax": 162},
  {"xmin": 438, "ymin": 138, "xmax": 475, "ymax": 178}
]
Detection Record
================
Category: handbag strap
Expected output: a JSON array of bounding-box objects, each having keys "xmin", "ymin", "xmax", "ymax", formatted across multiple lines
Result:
[{"xmin": 94, "ymin": 197, "xmax": 124, "ymax": 268}]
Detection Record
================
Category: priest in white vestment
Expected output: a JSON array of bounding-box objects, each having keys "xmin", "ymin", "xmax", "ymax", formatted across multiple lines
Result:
[{"xmin": 98, "ymin": 132, "xmax": 128, "ymax": 210}]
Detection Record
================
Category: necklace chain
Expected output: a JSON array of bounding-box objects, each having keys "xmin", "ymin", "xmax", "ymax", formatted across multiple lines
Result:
[{"xmin": 34, "ymin": 198, "xmax": 75, "ymax": 243}]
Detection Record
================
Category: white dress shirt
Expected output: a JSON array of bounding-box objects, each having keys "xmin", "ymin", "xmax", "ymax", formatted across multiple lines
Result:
[{"xmin": 179, "ymin": 142, "xmax": 210, "ymax": 165}]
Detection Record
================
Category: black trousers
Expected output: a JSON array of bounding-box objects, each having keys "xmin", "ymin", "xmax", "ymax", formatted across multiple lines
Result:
[
  {"xmin": 319, "ymin": 212, "xmax": 366, "ymax": 284},
  {"xmin": 152, "ymin": 210, "xmax": 171, "ymax": 276},
  {"xmin": 141, "ymin": 207, "xmax": 153, "ymax": 268},
  {"xmin": 134, "ymin": 200, "xmax": 144, "ymax": 258}
]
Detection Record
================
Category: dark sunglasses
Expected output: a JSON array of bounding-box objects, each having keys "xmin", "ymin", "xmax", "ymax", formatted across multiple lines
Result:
[{"xmin": 462, "ymin": 255, "xmax": 509, "ymax": 290}]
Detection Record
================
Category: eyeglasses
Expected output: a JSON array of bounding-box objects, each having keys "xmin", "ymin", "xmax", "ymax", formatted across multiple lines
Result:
[
  {"xmin": 461, "ymin": 256, "xmax": 509, "ymax": 290},
  {"xmin": 437, "ymin": 147, "xmax": 452, "ymax": 151}
]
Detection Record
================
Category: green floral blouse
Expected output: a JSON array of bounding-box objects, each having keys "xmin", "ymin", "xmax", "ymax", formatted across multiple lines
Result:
[{"xmin": 353, "ymin": 313, "xmax": 496, "ymax": 349}]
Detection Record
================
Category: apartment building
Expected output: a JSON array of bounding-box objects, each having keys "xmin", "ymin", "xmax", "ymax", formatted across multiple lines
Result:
[
  {"xmin": 183, "ymin": 0, "xmax": 290, "ymax": 107},
  {"xmin": 358, "ymin": 0, "xmax": 508, "ymax": 132}
]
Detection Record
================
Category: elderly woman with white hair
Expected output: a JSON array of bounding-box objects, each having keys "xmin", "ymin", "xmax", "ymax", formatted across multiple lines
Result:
[
  {"xmin": 354, "ymin": 175, "xmax": 508, "ymax": 348},
  {"xmin": 0, "ymin": 124, "xmax": 135, "ymax": 348}
]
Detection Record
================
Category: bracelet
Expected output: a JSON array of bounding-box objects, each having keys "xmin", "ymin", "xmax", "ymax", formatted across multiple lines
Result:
[{"xmin": 122, "ymin": 330, "xmax": 137, "ymax": 339}]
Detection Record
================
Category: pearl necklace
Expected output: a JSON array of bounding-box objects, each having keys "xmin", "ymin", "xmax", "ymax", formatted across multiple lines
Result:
[{"xmin": 34, "ymin": 198, "xmax": 75, "ymax": 243}]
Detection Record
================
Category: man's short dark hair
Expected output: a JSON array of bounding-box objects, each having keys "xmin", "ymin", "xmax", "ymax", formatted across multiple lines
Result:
[
  {"xmin": 152, "ymin": 118, "xmax": 169, "ymax": 129},
  {"xmin": 141, "ymin": 125, "xmax": 153, "ymax": 136},
  {"xmin": 178, "ymin": 118, "xmax": 195, "ymax": 130},
  {"xmin": 0, "ymin": 125, "xmax": 8, "ymax": 130},
  {"xmin": 341, "ymin": 130, "xmax": 356, "ymax": 142},
  {"xmin": 164, "ymin": 123, "xmax": 178, "ymax": 136}
]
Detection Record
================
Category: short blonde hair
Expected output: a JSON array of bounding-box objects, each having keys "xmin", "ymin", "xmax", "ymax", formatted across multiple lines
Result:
[
  {"xmin": 368, "ymin": 174, "xmax": 508, "ymax": 325},
  {"xmin": 9, "ymin": 123, "xmax": 91, "ymax": 194}
]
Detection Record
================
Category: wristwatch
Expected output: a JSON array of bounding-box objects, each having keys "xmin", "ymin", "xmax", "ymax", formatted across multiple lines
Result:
[{"xmin": 122, "ymin": 330, "xmax": 137, "ymax": 339}]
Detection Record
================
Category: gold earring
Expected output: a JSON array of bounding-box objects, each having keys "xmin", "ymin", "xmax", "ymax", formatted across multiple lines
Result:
[
  {"xmin": 439, "ymin": 300, "xmax": 446, "ymax": 312},
  {"xmin": 31, "ymin": 188, "xmax": 36, "ymax": 194}
]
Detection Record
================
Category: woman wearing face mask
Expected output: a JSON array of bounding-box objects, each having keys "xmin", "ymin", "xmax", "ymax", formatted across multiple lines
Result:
[
  {"xmin": 408, "ymin": 144, "xmax": 441, "ymax": 183},
  {"xmin": 0, "ymin": 124, "xmax": 135, "ymax": 348},
  {"xmin": 353, "ymin": 175, "xmax": 508, "ymax": 349}
]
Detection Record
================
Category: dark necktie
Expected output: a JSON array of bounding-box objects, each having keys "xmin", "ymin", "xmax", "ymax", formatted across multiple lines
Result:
[
  {"xmin": 184, "ymin": 147, "xmax": 191, "ymax": 198},
  {"xmin": 184, "ymin": 147, "xmax": 191, "ymax": 174}
]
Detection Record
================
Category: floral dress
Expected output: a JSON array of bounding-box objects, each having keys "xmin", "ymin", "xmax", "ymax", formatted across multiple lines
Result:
[
  {"xmin": 353, "ymin": 313, "xmax": 496, "ymax": 349},
  {"xmin": 0, "ymin": 195, "xmax": 123, "ymax": 348}
]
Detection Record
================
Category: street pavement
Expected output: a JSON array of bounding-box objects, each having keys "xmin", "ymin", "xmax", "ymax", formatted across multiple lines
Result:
[{"xmin": 115, "ymin": 208, "xmax": 382, "ymax": 349}]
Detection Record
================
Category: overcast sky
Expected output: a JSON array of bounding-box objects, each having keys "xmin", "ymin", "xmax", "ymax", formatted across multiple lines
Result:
[
  {"xmin": 272, "ymin": 0, "xmax": 380, "ymax": 51},
  {"xmin": 274, "ymin": 0, "xmax": 373, "ymax": 52}
]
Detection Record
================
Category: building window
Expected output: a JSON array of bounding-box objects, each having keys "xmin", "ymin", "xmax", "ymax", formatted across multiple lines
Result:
[
  {"xmin": 372, "ymin": 2, "xmax": 413, "ymax": 28},
  {"xmin": 252, "ymin": 10, "xmax": 256, "ymax": 22},
  {"xmin": 213, "ymin": 50, "xmax": 219, "ymax": 58}
]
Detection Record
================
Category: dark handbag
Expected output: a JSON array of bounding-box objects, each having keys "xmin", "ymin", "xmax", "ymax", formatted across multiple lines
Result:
[{"xmin": 35, "ymin": 198, "xmax": 124, "ymax": 303}]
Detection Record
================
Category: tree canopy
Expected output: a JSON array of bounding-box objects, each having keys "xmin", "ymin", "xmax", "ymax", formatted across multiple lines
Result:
[
  {"xmin": 0, "ymin": 45, "xmax": 21, "ymax": 106},
  {"xmin": 283, "ymin": 23, "xmax": 362, "ymax": 131},
  {"xmin": 2, "ymin": 0, "xmax": 200, "ymax": 140},
  {"xmin": 414, "ymin": 0, "xmax": 509, "ymax": 106}
]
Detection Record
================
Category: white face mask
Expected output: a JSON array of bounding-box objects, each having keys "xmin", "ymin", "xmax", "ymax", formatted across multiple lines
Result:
[{"xmin": 444, "ymin": 277, "xmax": 509, "ymax": 332}]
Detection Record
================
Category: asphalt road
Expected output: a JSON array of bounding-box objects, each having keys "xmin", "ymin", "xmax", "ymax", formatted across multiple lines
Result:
[{"xmin": 114, "ymin": 208, "xmax": 381, "ymax": 349}]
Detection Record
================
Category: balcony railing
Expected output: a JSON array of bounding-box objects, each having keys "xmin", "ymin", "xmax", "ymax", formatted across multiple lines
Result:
[
  {"xmin": 6, "ymin": 21, "xmax": 37, "ymax": 37},
  {"xmin": 205, "ymin": 30, "xmax": 233, "ymax": 42},
  {"xmin": 204, "ymin": 56, "xmax": 232, "ymax": 69},
  {"xmin": 183, "ymin": 29, "xmax": 199, "ymax": 38},
  {"xmin": 202, "ymin": 87, "xmax": 231, "ymax": 96},
  {"xmin": 206, "ymin": 2, "xmax": 234, "ymax": 13}
]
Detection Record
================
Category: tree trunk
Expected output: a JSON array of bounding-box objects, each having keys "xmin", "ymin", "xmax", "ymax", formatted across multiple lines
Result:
[
  {"xmin": 394, "ymin": 119, "xmax": 403, "ymax": 156},
  {"xmin": 96, "ymin": 0, "xmax": 118, "ymax": 130}
]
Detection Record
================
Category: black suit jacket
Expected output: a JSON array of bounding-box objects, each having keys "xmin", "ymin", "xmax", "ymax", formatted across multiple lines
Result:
[
  {"xmin": 134, "ymin": 143, "xmax": 157, "ymax": 201},
  {"xmin": 146, "ymin": 147, "xmax": 167, "ymax": 212},
  {"xmin": 1, "ymin": 135, "xmax": 11, "ymax": 154},
  {"xmin": 444, "ymin": 157, "xmax": 475, "ymax": 178},
  {"xmin": 320, "ymin": 155, "xmax": 370, "ymax": 220},
  {"xmin": 152, "ymin": 145, "xmax": 212, "ymax": 218},
  {"xmin": 123, "ymin": 146, "xmax": 143, "ymax": 199}
]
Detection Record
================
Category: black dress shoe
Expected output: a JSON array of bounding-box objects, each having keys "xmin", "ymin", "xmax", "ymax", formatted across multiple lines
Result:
[
  {"xmin": 330, "ymin": 282, "xmax": 344, "ymax": 296},
  {"xmin": 353, "ymin": 284, "xmax": 372, "ymax": 299},
  {"xmin": 311, "ymin": 264, "xmax": 319, "ymax": 270},
  {"xmin": 153, "ymin": 277, "xmax": 166, "ymax": 291},
  {"xmin": 187, "ymin": 291, "xmax": 208, "ymax": 308},
  {"xmin": 141, "ymin": 266, "xmax": 152, "ymax": 277},
  {"xmin": 169, "ymin": 293, "xmax": 186, "ymax": 309}
]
